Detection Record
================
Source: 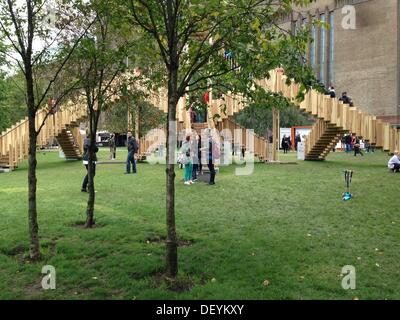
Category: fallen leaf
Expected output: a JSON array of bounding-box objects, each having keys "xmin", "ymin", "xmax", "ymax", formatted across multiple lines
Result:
[
  {"xmin": 211, "ymin": 278, "xmax": 217, "ymax": 283},
  {"xmin": 263, "ymin": 279, "xmax": 270, "ymax": 287}
]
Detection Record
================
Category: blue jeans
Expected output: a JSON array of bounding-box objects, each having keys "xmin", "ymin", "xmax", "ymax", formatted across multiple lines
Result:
[{"xmin": 126, "ymin": 151, "xmax": 136, "ymax": 173}]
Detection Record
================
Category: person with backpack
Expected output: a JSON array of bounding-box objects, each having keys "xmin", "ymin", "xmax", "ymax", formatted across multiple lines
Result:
[
  {"xmin": 81, "ymin": 132, "xmax": 99, "ymax": 192},
  {"xmin": 125, "ymin": 131, "xmax": 139, "ymax": 174}
]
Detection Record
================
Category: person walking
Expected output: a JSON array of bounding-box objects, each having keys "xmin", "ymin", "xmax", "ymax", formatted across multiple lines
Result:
[
  {"xmin": 81, "ymin": 133, "xmax": 99, "ymax": 192},
  {"xmin": 125, "ymin": 131, "xmax": 139, "ymax": 174},
  {"xmin": 108, "ymin": 133, "xmax": 116, "ymax": 160},
  {"xmin": 180, "ymin": 135, "xmax": 193, "ymax": 185}
]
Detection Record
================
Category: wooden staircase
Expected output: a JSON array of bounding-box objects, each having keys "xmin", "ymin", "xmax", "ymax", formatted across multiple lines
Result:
[
  {"xmin": 260, "ymin": 70, "xmax": 400, "ymax": 160},
  {"xmin": 0, "ymin": 103, "xmax": 87, "ymax": 171},
  {"xmin": 304, "ymin": 119, "xmax": 344, "ymax": 160},
  {"xmin": 56, "ymin": 128, "xmax": 83, "ymax": 160}
]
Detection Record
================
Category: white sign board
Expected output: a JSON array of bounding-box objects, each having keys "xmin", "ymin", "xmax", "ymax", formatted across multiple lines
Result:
[{"xmin": 297, "ymin": 142, "xmax": 305, "ymax": 160}]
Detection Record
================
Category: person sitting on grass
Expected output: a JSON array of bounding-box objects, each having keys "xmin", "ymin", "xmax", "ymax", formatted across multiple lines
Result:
[{"xmin": 388, "ymin": 151, "xmax": 400, "ymax": 173}]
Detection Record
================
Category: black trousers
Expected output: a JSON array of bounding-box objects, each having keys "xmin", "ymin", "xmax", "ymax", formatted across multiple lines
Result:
[
  {"xmin": 82, "ymin": 164, "xmax": 96, "ymax": 190},
  {"xmin": 392, "ymin": 163, "xmax": 400, "ymax": 172},
  {"xmin": 354, "ymin": 148, "xmax": 364, "ymax": 156},
  {"xmin": 208, "ymin": 161, "xmax": 216, "ymax": 183}
]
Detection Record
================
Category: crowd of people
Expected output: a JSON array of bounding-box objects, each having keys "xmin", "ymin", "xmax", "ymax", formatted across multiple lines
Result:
[
  {"xmin": 340, "ymin": 134, "xmax": 371, "ymax": 156},
  {"xmin": 80, "ymin": 128, "xmax": 219, "ymax": 191},
  {"xmin": 178, "ymin": 129, "xmax": 217, "ymax": 186}
]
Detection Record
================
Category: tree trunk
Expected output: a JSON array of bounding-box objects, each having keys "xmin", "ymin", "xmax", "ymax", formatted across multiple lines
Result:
[
  {"xmin": 165, "ymin": 67, "xmax": 179, "ymax": 277},
  {"xmin": 26, "ymin": 67, "xmax": 40, "ymax": 260},
  {"xmin": 85, "ymin": 127, "xmax": 97, "ymax": 228},
  {"xmin": 28, "ymin": 114, "xmax": 40, "ymax": 260}
]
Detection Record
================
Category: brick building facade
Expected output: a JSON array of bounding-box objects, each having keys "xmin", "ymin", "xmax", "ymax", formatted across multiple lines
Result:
[{"xmin": 290, "ymin": 0, "xmax": 399, "ymax": 125}]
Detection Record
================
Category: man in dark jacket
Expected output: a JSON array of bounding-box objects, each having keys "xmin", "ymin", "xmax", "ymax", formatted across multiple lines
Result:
[
  {"xmin": 82, "ymin": 133, "xmax": 99, "ymax": 192},
  {"xmin": 206, "ymin": 130, "xmax": 216, "ymax": 185},
  {"xmin": 126, "ymin": 131, "xmax": 138, "ymax": 174}
]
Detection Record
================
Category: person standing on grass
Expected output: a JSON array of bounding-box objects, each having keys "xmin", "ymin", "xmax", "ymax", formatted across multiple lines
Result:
[
  {"xmin": 350, "ymin": 134, "xmax": 356, "ymax": 152},
  {"xmin": 281, "ymin": 135, "xmax": 287, "ymax": 154},
  {"xmin": 108, "ymin": 133, "xmax": 116, "ymax": 160},
  {"xmin": 81, "ymin": 133, "xmax": 99, "ymax": 192},
  {"xmin": 180, "ymin": 135, "xmax": 193, "ymax": 185},
  {"xmin": 295, "ymin": 133, "xmax": 301, "ymax": 151},
  {"xmin": 206, "ymin": 130, "xmax": 217, "ymax": 185},
  {"xmin": 388, "ymin": 151, "xmax": 400, "ymax": 173},
  {"xmin": 354, "ymin": 137, "xmax": 364, "ymax": 157},
  {"xmin": 197, "ymin": 134, "xmax": 202, "ymax": 175},
  {"xmin": 344, "ymin": 134, "xmax": 352, "ymax": 153},
  {"xmin": 282, "ymin": 135, "xmax": 290, "ymax": 154},
  {"xmin": 125, "ymin": 131, "xmax": 138, "ymax": 174},
  {"xmin": 192, "ymin": 133, "xmax": 200, "ymax": 182}
]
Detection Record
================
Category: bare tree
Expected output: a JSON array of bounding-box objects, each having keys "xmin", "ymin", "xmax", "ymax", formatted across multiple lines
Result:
[{"xmin": 0, "ymin": 0, "xmax": 93, "ymax": 260}]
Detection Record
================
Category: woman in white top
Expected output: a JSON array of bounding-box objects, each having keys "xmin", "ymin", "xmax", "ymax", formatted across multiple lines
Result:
[
  {"xmin": 179, "ymin": 135, "xmax": 193, "ymax": 185},
  {"xmin": 388, "ymin": 151, "xmax": 400, "ymax": 172}
]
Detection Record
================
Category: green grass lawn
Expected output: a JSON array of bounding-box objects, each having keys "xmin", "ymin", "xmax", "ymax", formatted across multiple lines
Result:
[{"xmin": 0, "ymin": 148, "xmax": 399, "ymax": 300}]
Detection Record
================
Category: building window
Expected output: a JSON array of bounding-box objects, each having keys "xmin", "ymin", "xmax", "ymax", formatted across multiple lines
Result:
[
  {"xmin": 328, "ymin": 12, "xmax": 334, "ymax": 85},
  {"xmin": 319, "ymin": 13, "xmax": 326, "ymax": 83}
]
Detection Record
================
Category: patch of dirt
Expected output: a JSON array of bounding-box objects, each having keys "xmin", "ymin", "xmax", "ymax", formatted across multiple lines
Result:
[
  {"xmin": 144, "ymin": 235, "xmax": 194, "ymax": 247},
  {"xmin": 25, "ymin": 281, "xmax": 44, "ymax": 296},
  {"xmin": 152, "ymin": 272, "xmax": 196, "ymax": 293}
]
